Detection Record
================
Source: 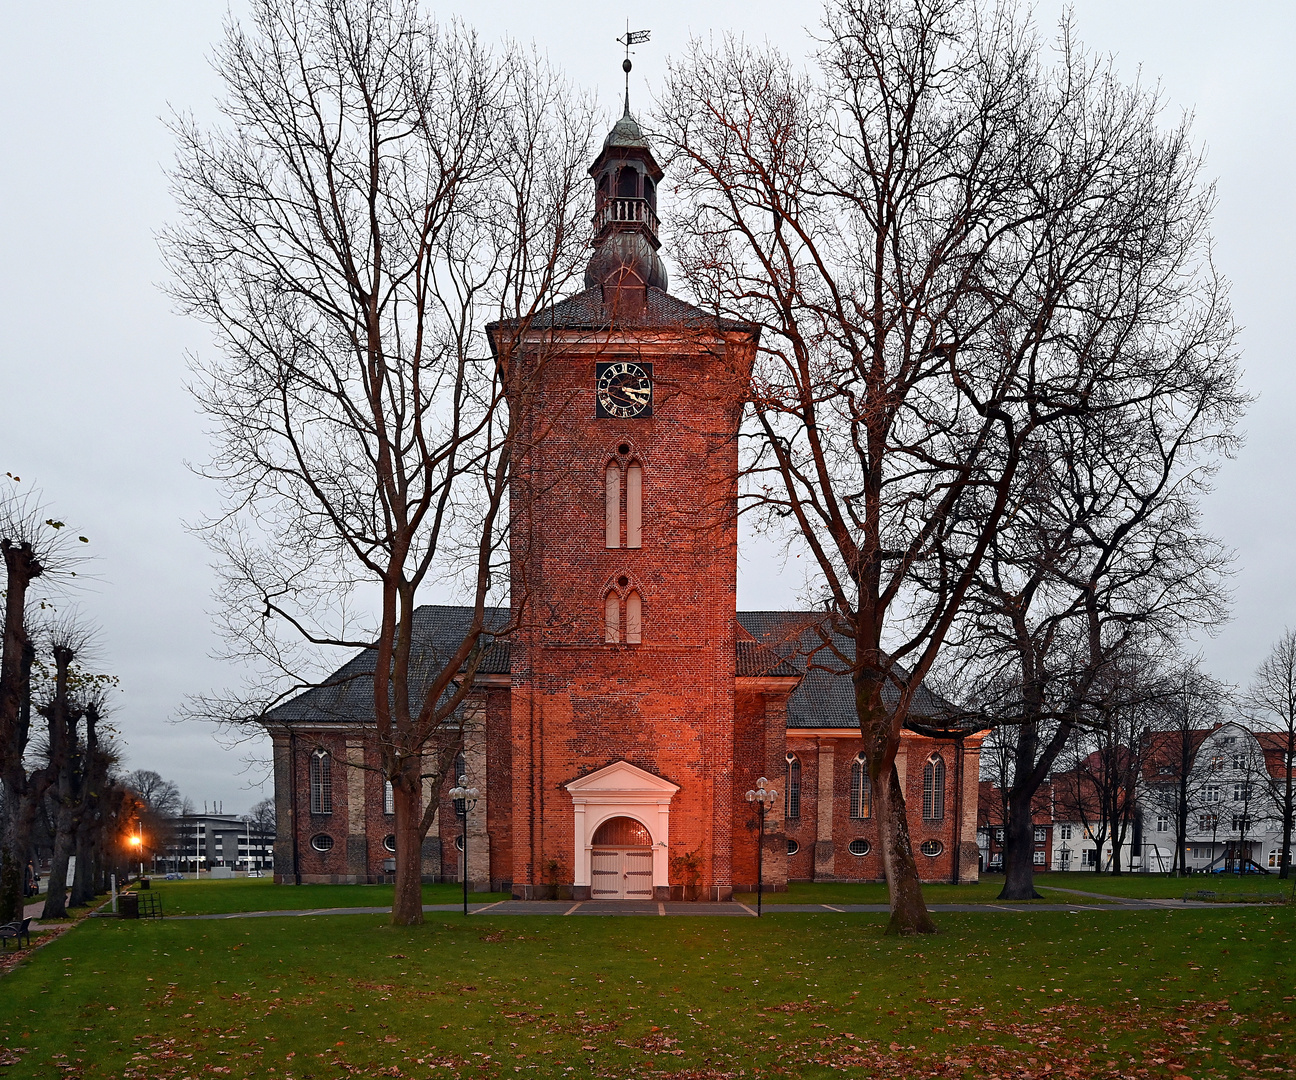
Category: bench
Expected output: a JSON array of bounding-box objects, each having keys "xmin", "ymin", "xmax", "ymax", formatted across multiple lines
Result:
[{"xmin": 0, "ymin": 918, "xmax": 32, "ymax": 949}]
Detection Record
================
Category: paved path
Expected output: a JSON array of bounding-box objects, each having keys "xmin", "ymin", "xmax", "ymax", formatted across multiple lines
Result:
[{"xmin": 163, "ymin": 893, "xmax": 1261, "ymax": 920}]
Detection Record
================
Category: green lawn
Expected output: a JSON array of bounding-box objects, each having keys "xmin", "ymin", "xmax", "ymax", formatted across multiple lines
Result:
[
  {"xmin": 1, "ymin": 898, "xmax": 1288, "ymax": 1077},
  {"xmin": 734, "ymin": 875, "xmax": 1292, "ymax": 906},
  {"xmin": 141, "ymin": 877, "xmax": 508, "ymax": 916},
  {"xmin": 1034, "ymin": 873, "xmax": 1294, "ymax": 901}
]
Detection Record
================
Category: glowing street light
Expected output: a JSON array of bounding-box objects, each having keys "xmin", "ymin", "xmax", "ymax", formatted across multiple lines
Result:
[
  {"xmin": 130, "ymin": 827, "xmax": 144, "ymax": 881},
  {"xmin": 745, "ymin": 777, "xmax": 779, "ymax": 916}
]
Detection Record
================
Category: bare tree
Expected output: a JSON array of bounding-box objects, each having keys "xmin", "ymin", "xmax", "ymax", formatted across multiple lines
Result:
[
  {"xmin": 164, "ymin": 0, "xmax": 596, "ymax": 924},
  {"xmin": 39, "ymin": 616, "xmax": 100, "ymax": 920},
  {"xmin": 1246, "ymin": 629, "xmax": 1296, "ymax": 878},
  {"xmin": 1053, "ymin": 659, "xmax": 1159, "ymax": 874},
  {"xmin": 0, "ymin": 485, "xmax": 88, "ymax": 919},
  {"xmin": 243, "ymin": 796, "xmax": 277, "ymax": 836},
  {"xmin": 948, "ymin": 374, "xmax": 1238, "ymax": 900},
  {"xmin": 657, "ymin": 0, "xmax": 1239, "ymax": 930},
  {"xmin": 1143, "ymin": 661, "xmax": 1229, "ymax": 876},
  {"xmin": 124, "ymin": 770, "xmax": 184, "ymax": 819}
]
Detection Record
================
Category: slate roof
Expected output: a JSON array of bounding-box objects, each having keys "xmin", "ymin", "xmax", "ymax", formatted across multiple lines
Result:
[
  {"xmin": 264, "ymin": 606, "xmax": 510, "ymax": 726},
  {"xmin": 735, "ymin": 612, "xmax": 962, "ymax": 729},
  {"xmin": 488, "ymin": 286, "xmax": 755, "ymax": 336},
  {"xmin": 264, "ymin": 605, "xmax": 959, "ymax": 733}
]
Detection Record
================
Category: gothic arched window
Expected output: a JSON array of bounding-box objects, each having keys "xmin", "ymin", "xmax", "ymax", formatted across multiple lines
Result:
[
  {"xmin": 625, "ymin": 462, "xmax": 642, "ymax": 548},
  {"xmin": 309, "ymin": 749, "xmax": 332, "ymax": 815},
  {"xmin": 785, "ymin": 752, "xmax": 801, "ymax": 819},
  {"xmin": 605, "ymin": 458, "xmax": 644, "ymax": 549},
  {"xmin": 625, "ymin": 590, "xmax": 643, "ymax": 644},
  {"xmin": 604, "ymin": 592, "xmax": 621, "ymax": 643},
  {"xmin": 922, "ymin": 753, "xmax": 946, "ymax": 821},
  {"xmin": 850, "ymin": 753, "xmax": 871, "ymax": 819},
  {"xmin": 606, "ymin": 461, "xmax": 621, "ymax": 548}
]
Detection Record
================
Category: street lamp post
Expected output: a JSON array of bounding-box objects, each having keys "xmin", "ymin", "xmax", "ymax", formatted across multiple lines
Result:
[
  {"xmin": 448, "ymin": 774, "xmax": 480, "ymax": 916},
  {"xmin": 130, "ymin": 828, "xmax": 143, "ymax": 881},
  {"xmin": 744, "ymin": 776, "xmax": 779, "ymax": 916}
]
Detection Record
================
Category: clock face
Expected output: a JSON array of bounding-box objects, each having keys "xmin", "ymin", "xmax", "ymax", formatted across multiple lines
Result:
[{"xmin": 595, "ymin": 361, "xmax": 653, "ymax": 419}]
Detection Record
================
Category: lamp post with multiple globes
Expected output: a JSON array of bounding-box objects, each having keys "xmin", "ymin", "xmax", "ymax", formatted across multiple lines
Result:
[
  {"xmin": 448, "ymin": 774, "xmax": 480, "ymax": 916},
  {"xmin": 745, "ymin": 777, "xmax": 778, "ymax": 916}
]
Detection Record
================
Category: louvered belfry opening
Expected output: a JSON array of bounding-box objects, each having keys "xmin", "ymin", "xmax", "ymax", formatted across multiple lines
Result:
[{"xmin": 592, "ymin": 816, "xmax": 653, "ymax": 847}]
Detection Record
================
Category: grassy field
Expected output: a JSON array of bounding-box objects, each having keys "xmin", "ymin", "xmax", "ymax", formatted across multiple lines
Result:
[
  {"xmin": 734, "ymin": 875, "xmax": 1292, "ymax": 906},
  {"xmin": 138, "ymin": 878, "xmax": 509, "ymax": 916},
  {"xmin": 0, "ymin": 885, "xmax": 1288, "ymax": 1078}
]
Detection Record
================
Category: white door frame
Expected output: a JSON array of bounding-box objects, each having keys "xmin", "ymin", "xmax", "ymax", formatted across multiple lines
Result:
[{"xmin": 565, "ymin": 760, "xmax": 679, "ymax": 893}]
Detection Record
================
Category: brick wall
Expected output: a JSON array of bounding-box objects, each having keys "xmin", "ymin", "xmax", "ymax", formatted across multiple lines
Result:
[{"xmin": 505, "ymin": 325, "xmax": 755, "ymax": 898}]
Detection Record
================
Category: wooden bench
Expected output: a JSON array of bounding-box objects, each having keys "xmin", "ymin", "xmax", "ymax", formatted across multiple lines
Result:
[{"xmin": 0, "ymin": 918, "xmax": 33, "ymax": 949}]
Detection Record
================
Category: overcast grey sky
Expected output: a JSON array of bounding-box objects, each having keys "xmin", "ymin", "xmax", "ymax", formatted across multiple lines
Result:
[{"xmin": 1, "ymin": 2, "xmax": 1292, "ymax": 815}]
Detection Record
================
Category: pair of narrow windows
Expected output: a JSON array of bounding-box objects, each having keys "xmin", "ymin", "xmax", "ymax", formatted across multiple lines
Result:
[
  {"xmin": 606, "ymin": 460, "xmax": 643, "ymax": 549},
  {"xmin": 605, "ymin": 589, "xmax": 642, "ymax": 644}
]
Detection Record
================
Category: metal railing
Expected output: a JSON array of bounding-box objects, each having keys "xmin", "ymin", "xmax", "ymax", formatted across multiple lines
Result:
[{"xmin": 595, "ymin": 197, "xmax": 658, "ymax": 234}]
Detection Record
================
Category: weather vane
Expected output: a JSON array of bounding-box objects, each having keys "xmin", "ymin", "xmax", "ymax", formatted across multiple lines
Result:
[{"xmin": 616, "ymin": 23, "xmax": 651, "ymax": 112}]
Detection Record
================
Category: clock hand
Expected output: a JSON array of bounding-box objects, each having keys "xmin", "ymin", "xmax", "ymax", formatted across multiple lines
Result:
[{"xmin": 621, "ymin": 386, "xmax": 650, "ymax": 401}]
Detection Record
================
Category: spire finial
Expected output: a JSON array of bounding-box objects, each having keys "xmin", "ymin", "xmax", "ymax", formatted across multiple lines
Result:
[{"xmin": 616, "ymin": 24, "xmax": 651, "ymax": 115}]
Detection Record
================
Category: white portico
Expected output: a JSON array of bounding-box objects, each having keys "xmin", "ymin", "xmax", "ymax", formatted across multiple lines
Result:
[{"xmin": 565, "ymin": 760, "xmax": 679, "ymax": 899}]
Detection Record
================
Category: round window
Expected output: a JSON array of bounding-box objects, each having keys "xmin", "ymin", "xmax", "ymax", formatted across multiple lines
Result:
[
  {"xmin": 848, "ymin": 838, "xmax": 871, "ymax": 857},
  {"xmin": 920, "ymin": 839, "xmax": 943, "ymax": 857},
  {"xmin": 454, "ymin": 835, "xmax": 465, "ymax": 852},
  {"xmin": 310, "ymin": 834, "xmax": 334, "ymax": 853},
  {"xmin": 383, "ymin": 834, "xmax": 396, "ymax": 853},
  {"xmin": 786, "ymin": 838, "xmax": 799, "ymax": 856}
]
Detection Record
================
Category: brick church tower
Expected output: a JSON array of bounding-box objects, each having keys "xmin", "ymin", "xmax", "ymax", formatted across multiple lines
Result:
[{"xmin": 491, "ymin": 104, "xmax": 759, "ymax": 900}]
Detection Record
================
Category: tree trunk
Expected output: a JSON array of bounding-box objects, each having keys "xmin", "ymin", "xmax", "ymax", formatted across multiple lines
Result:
[
  {"xmin": 390, "ymin": 777, "xmax": 424, "ymax": 926},
  {"xmin": 876, "ymin": 763, "xmax": 936, "ymax": 935},
  {"xmin": 0, "ymin": 629, "xmax": 37, "ymax": 922},
  {"xmin": 999, "ymin": 785, "xmax": 1043, "ymax": 900},
  {"xmin": 41, "ymin": 808, "xmax": 75, "ymax": 920},
  {"xmin": 1281, "ymin": 755, "xmax": 1293, "ymax": 880},
  {"xmin": 69, "ymin": 819, "xmax": 95, "ymax": 906}
]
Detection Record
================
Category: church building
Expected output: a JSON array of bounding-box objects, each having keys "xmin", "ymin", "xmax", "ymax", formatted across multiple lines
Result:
[{"xmin": 262, "ymin": 104, "xmax": 984, "ymax": 899}]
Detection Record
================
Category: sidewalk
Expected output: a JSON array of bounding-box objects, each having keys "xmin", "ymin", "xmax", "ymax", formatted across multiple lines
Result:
[{"xmin": 164, "ymin": 893, "xmax": 1254, "ymax": 920}]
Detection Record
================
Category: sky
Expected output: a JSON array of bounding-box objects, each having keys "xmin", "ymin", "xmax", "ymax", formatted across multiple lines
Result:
[{"xmin": 1, "ymin": 2, "xmax": 1293, "ymax": 815}]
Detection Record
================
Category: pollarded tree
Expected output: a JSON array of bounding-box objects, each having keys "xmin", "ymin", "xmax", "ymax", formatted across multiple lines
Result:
[
  {"xmin": 1246, "ymin": 629, "xmax": 1296, "ymax": 878},
  {"xmin": 657, "ymin": 0, "xmax": 1239, "ymax": 931},
  {"xmin": 164, "ymin": 0, "xmax": 597, "ymax": 924},
  {"xmin": 0, "ymin": 485, "xmax": 88, "ymax": 920}
]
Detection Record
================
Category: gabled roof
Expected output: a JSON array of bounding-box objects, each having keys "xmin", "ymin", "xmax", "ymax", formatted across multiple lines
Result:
[
  {"xmin": 1140, "ymin": 726, "xmax": 1217, "ymax": 779},
  {"xmin": 263, "ymin": 605, "xmax": 510, "ymax": 726},
  {"xmin": 264, "ymin": 605, "xmax": 961, "ymax": 733},
  {"xmin": 488, "ymin": 286, "xmax": 755, "ymax": 337},
  {"xmin": 1257, "ymin": 731, "xmax": 1296, "ymax": 779},
  {"xmin": 735, "ymin": 611, "xmax": 962, "ymax": 729}
]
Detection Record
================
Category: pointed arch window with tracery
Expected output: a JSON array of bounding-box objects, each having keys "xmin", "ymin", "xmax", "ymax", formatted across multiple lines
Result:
[
  {"xmin": 850, "ymin": 753, "xmax": 872, "ymax": 819},
  {"xmin": 922, "ymin": 753, "xmax": 945, "ymax": 821}
]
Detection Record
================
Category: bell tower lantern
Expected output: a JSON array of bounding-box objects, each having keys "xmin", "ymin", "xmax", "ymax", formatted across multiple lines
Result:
[{"xmin": 583, "ymin": 61, "xmax": 668, "ymax": 305}]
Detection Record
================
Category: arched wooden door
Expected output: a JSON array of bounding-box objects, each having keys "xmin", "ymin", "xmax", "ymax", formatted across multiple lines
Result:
[{"xmin": 589, "ymin": 816, "xmax": 654, "ymax": 899}]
